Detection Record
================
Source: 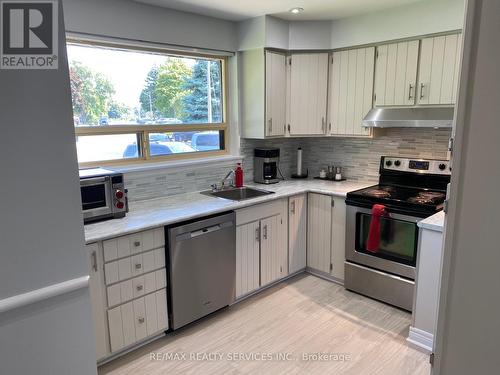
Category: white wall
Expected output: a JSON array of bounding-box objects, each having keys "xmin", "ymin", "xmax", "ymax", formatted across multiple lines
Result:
[
  {"xmin": 329, "ymin": 0, "xmax": 465, "ymax": 49},
  {"xmin": 0, "ymin": 1, "xmax": 97, "ymax": 374},
  {"xmin": 63, "ymin": 0, "xmax": 237, "ymax": 52},
  {"xmin": 434, "ymin": 0, "xmax": 500, "ymax": 373},
  {"xmin": 289, "ymin": 21, "xmax": 332, "ymax": 50}
]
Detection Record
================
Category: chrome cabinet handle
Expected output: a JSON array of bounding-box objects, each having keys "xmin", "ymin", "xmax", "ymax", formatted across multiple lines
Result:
[
  {"xmin": 255, "ymin": 227, "xmax": 260, "ymax": 242},
  {"xmin": 135, "ymin": 263, "xmax": 142, "ymax": 270},
  {"xmin": 136, "ymin": 284, "xmax": 143, "ymax": 291},
  {"xmin": 420, "ymin": 83, "xmax": 425, "ymax": 99},
  {"xmin": 291, "ymin": 201, "xmax": 296, "ymax": 214},
  {"xmin": 268, "ymin": 118, "xmax": 272, "ymax": 133},
  {"xmin": 133, "ymin": 241, "xmax": 141, "ymax": 247},
  {"xmin": 91, "ymin": 251, "xmax": 98, "ymax": 272},
  {"xmin": 408, "ymin": 83, "xmax": 414, "ymax": 101},
  {"xmin": 321, "ymin": 117, "xmax": 326, "ymax": 133},
  {"xmin": 328, "ymin": 122, "xmax": 332, "ymax": 132},
  {"xmin": 263, "ymin": 225, "xmax": 268, "ymax": 240},
  {"xmin": 138, "ymin": 317, "xmax": 145, "ymax": 324}
]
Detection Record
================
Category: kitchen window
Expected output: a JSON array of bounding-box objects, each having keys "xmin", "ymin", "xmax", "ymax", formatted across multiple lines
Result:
[{"xmin": 68, "ymin": 40, "xmax": 228, "ymax": 166}]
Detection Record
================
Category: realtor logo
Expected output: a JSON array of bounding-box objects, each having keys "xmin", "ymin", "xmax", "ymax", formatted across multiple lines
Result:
[{"xmin": 1, "ymin": 0, "xmax": 58, "ymax": 69}]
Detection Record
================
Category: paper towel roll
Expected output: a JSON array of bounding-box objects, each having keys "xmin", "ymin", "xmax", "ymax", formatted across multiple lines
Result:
[{"xmin": 296, "ymin": 148, "xmax": 303, "ymax": 176}]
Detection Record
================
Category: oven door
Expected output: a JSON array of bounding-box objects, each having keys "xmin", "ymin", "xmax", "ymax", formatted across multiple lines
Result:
[
  {"xmin": 346, "ymin": 205, "xmax": 420, "ymax": 280},
  {"xmin": 80, "ymin": 176, "xmax": 112, "ymax": 221}
]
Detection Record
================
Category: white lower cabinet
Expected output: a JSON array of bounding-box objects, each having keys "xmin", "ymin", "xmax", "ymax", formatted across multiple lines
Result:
[
  {"xmin": 307, "ymin": 193, "xmax": 333, "ymax": 273},
  {"xmin": 235, "ymin": 199, "xmax": 288, "ymax": 298},
  {"xmin": 236, "ymin": 221, "xmax": 260, "ymax": 298},
  {"xmin": 307, "ymin": 193, "xmax": 347, "ymax": 282},
  {"xmin": 108, "ymin": 289, "xmax": 169, "ymax": 353},
  {"xmin": 288, "ymin": 194, "xmax": 307, "ymax": 274}
]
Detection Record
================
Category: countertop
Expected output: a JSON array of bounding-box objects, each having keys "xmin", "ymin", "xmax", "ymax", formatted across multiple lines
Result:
[
  {"xmin": 84, "ymin": 179, "xmax": 374, "ymax": 243},
  {"xmin": 418, "ymin": 211, "xmax": 445, "ymax": 233}
]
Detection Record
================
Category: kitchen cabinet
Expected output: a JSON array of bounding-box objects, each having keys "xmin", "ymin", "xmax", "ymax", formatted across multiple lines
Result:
[
  {"xmin": 328, "ymin": 47, "xmax": 374, "ymax": 137},
  {"xmin": 307, "ymin": 193, "xmax": 346, "ymax": 282},
  {"xmin": 240, "ymin": 49, "xmax": 286, "ymax": 139},
  {"xmin": 418, "ymin": 34, "xmax": 462, "ymax": 105},
  {"xmin": 235, "ymin": 221, "xmax": 260, "ymax": 298},
  {"xmin": 330, "ymin": 196, "xmax": 346, "ymax": 281},
  {"xmin": 289, "ymin": 53, "xmax": 329, "ymax": 136},
  {"xmin": 375, "ymin": 40, "xmax": 419, "ymax": 106},
  {"xmin": 87, "ymin": 243, "xmax": 109, "ymax": 361},
  {"xmin": 307, "ymin": 193, "xmax": 332, "ymax": 273},
  {"xmin": 260, "ymin": 213, "xmax": 287, "ymax": 286},
  {"xmin": 288, "ymin": 194, "xmax": 307, "ymax": 274},
  {"xmin": 265, "ymin": 51, "xmax": 287, "ymax": 136},
  {"xmin": 235, "ymin": 199, "xmax": 288, "ymax": 297}
]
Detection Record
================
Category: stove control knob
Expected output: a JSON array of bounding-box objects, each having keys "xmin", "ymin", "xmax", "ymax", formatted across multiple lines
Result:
[
  {"xmin": 439, "ymin": 163, "xmax": 447, "ymax": 171},
  {"xmin": 385, "ymin": 160, "xmax": 393, "ymax": 167},
  {"xmin": 115, "ymin": 190, "xmax": 124, "ymax": 199},
  {"xmin": 394, "ymin": 160, "xmax": 401, "ymax": 167},
  {"xmin": 115, "ymin": 201, "xmax": 125, "ymax": 210}
]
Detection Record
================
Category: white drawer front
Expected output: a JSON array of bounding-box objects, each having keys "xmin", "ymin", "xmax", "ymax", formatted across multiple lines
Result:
[
  {"xmin": 107, "ymin": 288, "xmax": 168, "ymax": 354},
  {"xmin": 106, "ymin": 270, "xmax": 167, "ymax": 307},
  {"xmin": 103, "ymin": 228, "xmax": 165, "ymax": 262},
  {"xmin": 105, "ymin": 248, "xmax": 165, "ymax": 286}
]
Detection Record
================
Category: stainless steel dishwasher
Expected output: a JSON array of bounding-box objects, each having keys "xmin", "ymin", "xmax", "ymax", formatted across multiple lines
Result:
[{"xmin": 167, "ymin": 211, "xmax": 236, "ymax": 330}]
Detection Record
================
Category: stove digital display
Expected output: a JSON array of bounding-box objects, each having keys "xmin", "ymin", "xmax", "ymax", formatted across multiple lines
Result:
[{"xmin": 409, "ymin": 160, "xmax": 430, "ymax": 170}]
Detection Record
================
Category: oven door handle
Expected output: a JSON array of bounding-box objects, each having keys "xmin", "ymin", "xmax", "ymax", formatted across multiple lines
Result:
[{"xmin": 351, "ymin": 205, "xmax": 422, "ymax": 223}]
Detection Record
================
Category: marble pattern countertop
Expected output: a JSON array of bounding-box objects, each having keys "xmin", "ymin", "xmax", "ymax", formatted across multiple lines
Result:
[
  {"xmin": 418, "ymin": 211, "xmax": 445, "ymax": 232},
  {"xmin": 84, "ymin": 179, "xmax": 374, "ymax": 243}
]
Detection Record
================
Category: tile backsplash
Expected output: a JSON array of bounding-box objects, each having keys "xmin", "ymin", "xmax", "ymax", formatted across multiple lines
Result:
[{"xmin": 124, "ymin": 128, "xmax": 451, "ymax": 201}]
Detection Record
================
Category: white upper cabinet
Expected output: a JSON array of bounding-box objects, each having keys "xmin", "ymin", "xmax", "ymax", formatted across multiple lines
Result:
[
  {"xmin": 375, "ymin": 40, "xmax": 420, "ymax": 106},
  {"xmin": 418, "ymin": 34, "xmax": 462, "ymax": 105},
  {"xmin": 265, "ymin": 51, "xmax": 286, "ymax": 136},
  {"xmin": 328, "ymin": 47, "xmax": 374, "ymax": 137},
  {"xmin": 289, "ymin": 53, "xmax": 329, "ymax": 136}
]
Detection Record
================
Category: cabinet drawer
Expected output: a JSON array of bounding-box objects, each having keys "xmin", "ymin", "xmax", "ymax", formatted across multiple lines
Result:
[
  {"xmin": 107, "ymin": 269, "xmax": 167, "ymax": 308},
  {"xmin": 107, "ymin": 288, "xmax": 169, "ymax": 353},
  {"xmin": 103, "ymin": 228, "xmax": 164, "ymax": 262},
  {"xmin": 104, "ymin": 248, "xmax": 165, "ymax": 286}
]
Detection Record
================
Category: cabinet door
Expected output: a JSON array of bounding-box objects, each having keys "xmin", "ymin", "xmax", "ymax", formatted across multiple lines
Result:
[
  {"xmin": 87, "ymin": 243, "xmax": 109, "ymax": 360},
  {"xmin": 265, "ymin": 51, "xmax": 286, "ymax": 137},
  {"xmin": 329, "ymin": 47, "xmax": 374, "ymax": 136},
  {"xmin": 375, "ymin": 40, "xmax": 419, "ymax": 106},
  {"xmin": 330, "ymin": 196, "xmax": 346, "ymax": 281},
  {"xmin": 418, "ymin": 33, "xmax": 462, "ymax": 105},
  {"xmin": 260, "ymin": 214, "xmax": 287, "ymax": 286},
  {"xmin": 307, "ymin": 193, "xmax": 332, "ymax": 273},
  {"xmin": 236, "ymin": 220, "xmax": 261, "ymax": 298},
  {"xmin": 289, "ymin": 194, "xmax": 307, "ymax": 274},
  {"xmin": 289, "ymin": 53, "xmax": 329, "ymax": 135}
]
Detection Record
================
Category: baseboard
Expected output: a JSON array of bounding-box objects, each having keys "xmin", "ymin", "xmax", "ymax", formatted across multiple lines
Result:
[
  {"xmin": 306, "ymin": 267, "xmax": 344, "ymax": 286},
  {"xmin": 407, "ymin": 326, "xmax": 433, "ymax": 354}
]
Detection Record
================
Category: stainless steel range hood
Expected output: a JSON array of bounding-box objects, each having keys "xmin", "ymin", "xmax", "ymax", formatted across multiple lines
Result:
[{"xmin": 362, "ymin": 107, "xmax": 454, "ymax": 128}]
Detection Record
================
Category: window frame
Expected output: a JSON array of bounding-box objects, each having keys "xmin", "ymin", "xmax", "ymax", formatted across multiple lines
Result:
[{"xmin": 68, "ymin": 38, "xmax": 229, "ymax": 167}]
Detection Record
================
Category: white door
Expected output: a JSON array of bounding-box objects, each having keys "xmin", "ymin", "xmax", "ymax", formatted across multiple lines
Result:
[
  {"xmin": 289, "ymin": 194, "xmax": 307, "ymax": 274},
  {"xmin": 329, "ymin": 47, "xmax": 374, "ymax": 136},
  {"xmin": 418, "ymin": 33, "xmax": 463, "ymax": 105},
  {"xmin": 265, "ymin": 51, "xmax": 286, "ymax": 136},
  {"xmin": 236, "ymin": 220, "xmax": 261, "ymax": 298},
  {"xmin": 260, "ymin": 214, "xmax": 287, "ymax": 286},
  {"xmin": 307, "ymin": 193, "xmax": 332, "ymax": 273},
  {"xmin": 330, "ymin": 196, "xmax": 346, "ymax": 281},
  {"xmin": 87, "ymin": 243, "xmax": 109, "ymax": 360},
  {"xmin": 289, "ymin": 53, "xmax": 329, "ymax": 135},
  {"xmin": 375, "ymin": 40, "xmax": 419, "ymax": 106}
]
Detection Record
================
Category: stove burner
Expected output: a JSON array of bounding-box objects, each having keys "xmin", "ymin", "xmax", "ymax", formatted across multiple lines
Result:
[
  {"xmin": 362, "ymin": 186, "xmax": 394, "ymax": 198},
  {"xmin": 407, "ymin": 191, "xmax": 445, "ymax": 204}
]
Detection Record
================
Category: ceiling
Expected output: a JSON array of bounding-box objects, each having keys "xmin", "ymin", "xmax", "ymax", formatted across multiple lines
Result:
[{"xmin": 135, "ymin": 0, "xmax": 429, "ymax": 21}]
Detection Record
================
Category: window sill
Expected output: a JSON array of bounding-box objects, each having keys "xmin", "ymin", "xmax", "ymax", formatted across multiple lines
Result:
[{"xmin": 108, "ymin": 154, "xmax": 243, "ymax": 174}]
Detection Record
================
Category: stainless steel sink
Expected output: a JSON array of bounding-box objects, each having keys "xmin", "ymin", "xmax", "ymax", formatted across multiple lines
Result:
[{"xmin": 201, "ymin": 186, "xmax": 274, "ymax": 201}]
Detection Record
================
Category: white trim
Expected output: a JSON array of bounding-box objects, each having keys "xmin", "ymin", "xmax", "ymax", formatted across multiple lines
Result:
[
  {"xmin": 407, "ymin": 326, "xmax": 434, "ymax": 354},
  {"xmin": 110, "ymin": 154, "xmax": 243, "ymax": 174},
  {"xmin": 0, "ymin": 276, "xmax": 90, "ymax": 314}
]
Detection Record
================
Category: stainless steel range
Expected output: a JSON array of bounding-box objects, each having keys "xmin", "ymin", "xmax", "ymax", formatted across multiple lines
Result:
[{"xmin": 344, "ymin": 156, "xmax": 451, "ymax": 311}]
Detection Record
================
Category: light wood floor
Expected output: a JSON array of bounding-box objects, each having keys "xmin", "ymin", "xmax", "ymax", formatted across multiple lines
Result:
[{"xmin": 99, "ymin": 274, "xmax": 430, "ymax": 375}]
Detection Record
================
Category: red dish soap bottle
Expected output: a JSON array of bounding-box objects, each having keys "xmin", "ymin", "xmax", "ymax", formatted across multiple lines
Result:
[{"xmin": 235, "ymin": 163, "xmax": 244, "ymax": 188}]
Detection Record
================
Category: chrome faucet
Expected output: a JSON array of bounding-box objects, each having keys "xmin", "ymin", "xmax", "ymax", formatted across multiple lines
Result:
[{"xmin": 211, "ymin": 169, "xmax": 235, "ymax": 191}]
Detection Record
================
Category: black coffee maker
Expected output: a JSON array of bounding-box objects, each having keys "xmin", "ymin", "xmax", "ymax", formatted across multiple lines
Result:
[{"xmin": 253, "ymin": 148, "xmax": 279, "ymax": 184}]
